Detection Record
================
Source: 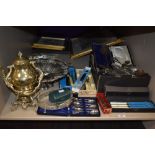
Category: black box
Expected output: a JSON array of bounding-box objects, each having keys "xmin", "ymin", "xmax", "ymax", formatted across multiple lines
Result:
[{"xmin": 89, "ymin": 44, "xmax": 151, "ymax": 93}]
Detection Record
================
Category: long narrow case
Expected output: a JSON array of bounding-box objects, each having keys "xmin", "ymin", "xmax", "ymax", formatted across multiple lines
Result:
[{"xmin": 111, "ymin": 101, "xmax": 155, "ymax": 112}]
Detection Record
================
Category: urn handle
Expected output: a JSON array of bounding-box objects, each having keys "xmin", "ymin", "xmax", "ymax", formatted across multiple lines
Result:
[
  {"xmin": 2, "ymin": 64, "xmax": 22, "ymax": 94},
  {"xmin": 0, "ymin": 65, "xmax": 6, "ymax": 80},
  {"xmin": 29, "ymin": 61, "xmax": 44, "ymax": 95}
]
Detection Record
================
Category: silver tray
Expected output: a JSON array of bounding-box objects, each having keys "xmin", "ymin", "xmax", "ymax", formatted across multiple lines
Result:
[{"xmin": 29, "ymin": 55, "xmax": 68, "ymax": 83}]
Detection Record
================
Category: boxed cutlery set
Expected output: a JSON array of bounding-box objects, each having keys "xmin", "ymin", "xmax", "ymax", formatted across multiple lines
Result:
[{"xmin": 37, "ymin": 97, "xmax": 100, "ymax": 116}]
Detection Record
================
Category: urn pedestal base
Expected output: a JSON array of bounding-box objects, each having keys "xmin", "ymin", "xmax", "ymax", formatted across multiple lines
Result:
[{"xmin": 11, "ymin": 96, "xmax": 36, "ymax": 111}]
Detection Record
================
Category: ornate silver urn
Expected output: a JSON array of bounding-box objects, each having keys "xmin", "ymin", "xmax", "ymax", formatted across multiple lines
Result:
[{"xmin": 0, "ymin": 51, "xmax": 44, "ymax": 109}]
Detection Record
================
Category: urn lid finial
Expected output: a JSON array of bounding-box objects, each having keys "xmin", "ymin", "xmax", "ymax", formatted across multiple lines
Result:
[
  {"xmin": 18, "ymin": 51, "xmax": 22, "ymax": 58},
  {"xmin": 13, "ymin": 51, "xmax": 29, "ymax": 66}
]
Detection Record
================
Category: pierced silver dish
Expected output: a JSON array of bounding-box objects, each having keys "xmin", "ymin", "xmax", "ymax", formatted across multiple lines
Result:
[{"xmin": 29, "ymin": 55, "xmax": 68, "ymax": 83}]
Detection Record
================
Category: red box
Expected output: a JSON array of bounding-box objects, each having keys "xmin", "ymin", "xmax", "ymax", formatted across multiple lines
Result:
[{"xmin": 97, "ymin": 93, "xmax": 112, "ymax": 114}]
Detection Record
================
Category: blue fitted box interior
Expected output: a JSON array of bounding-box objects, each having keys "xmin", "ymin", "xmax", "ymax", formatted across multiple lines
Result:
[{"xmin": 37, "ymin": 97, "xmax": 100, "ymax": 116}]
